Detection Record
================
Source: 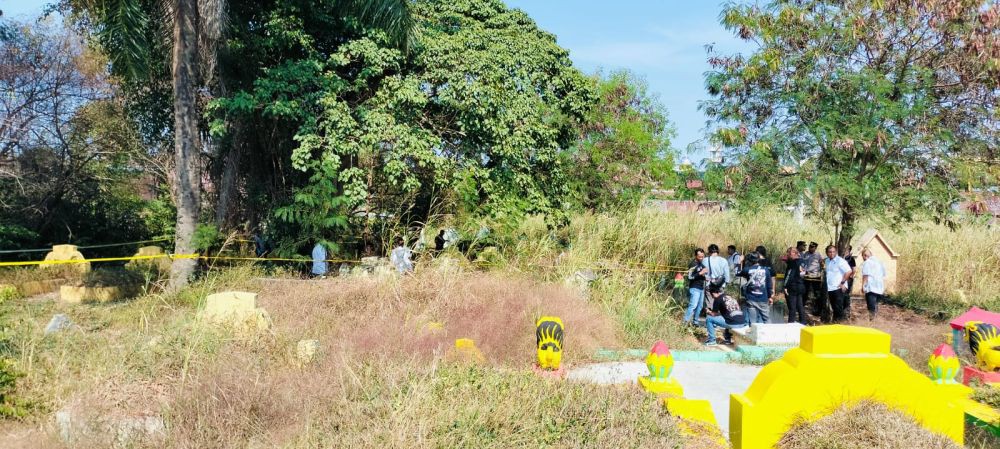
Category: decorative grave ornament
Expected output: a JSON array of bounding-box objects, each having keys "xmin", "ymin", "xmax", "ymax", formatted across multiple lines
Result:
[
  {"xmin": 966, "ymin": 321, "xmax": 1000, "ymax": 371},
  {"xmin": 928, "ymin": 344, "xmax": 960, "ymax": 384},
  {"xmin": 535, "ymin": 316, "xmax": 564, "ymax": 370},
  {"xmin": 637, "ymin": 340, "xmax": 684, "ymax": 396}
]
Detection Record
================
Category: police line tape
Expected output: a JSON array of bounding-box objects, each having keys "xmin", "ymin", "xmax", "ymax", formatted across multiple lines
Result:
[
  {"xmin": 0, "ymin": 254, "xmax": 360, "ymax": 267},
  {"xmin": 1, "ymin": 252, "xmax": 785, "ymax": 279}
]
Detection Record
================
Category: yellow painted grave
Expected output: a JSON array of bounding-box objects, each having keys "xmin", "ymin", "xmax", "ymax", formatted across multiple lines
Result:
[{"xmin": 730, "ymin": 325, "xmax": 967, "ymax": 449}]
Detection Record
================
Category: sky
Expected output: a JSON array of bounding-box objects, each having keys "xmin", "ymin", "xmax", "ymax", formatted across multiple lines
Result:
[
  {"xmin": 503, "ymin": 1, "xmax": 753, "ymax": 161},
  {"xmin": 2, "ymin": 0, "xmax": 753, "ymax": 161}
]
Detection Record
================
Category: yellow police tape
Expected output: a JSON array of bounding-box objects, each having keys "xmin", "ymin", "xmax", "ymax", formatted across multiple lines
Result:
[
  {"xmin": 0, "ymin": 252, "xmax": 783, "ymax": 278},
  {"xmin": 0, "ymin": 254, "xmax": 360, "ymax": 267}
]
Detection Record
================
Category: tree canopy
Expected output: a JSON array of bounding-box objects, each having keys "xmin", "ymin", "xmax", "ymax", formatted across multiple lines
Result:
[{"xmin": 704, "ymin": 0, "xmax": 999, "ymax": 246}]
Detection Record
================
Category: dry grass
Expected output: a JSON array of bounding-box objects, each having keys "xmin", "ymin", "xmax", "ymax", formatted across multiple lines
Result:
[
  {"xmin": 778, "ymin": 401, "xmax": 960, "ymax": 449},
  {"xmin": 0, "ymin": 265, "xmax": 704, "ymax": 448},
  {"xmin": 495, "ymin": 210, "xmax": 1000, "ymax": 345}
]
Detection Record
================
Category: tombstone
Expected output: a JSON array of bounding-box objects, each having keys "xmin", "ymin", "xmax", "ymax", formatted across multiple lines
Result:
[
  {"xmin": 199, "ymin": 291, "xmax": 271, "ymax": 331},
  {"xmin": 41, "ymin": 244, "xmax": 89, "ymax": 274},
  {"xmin": 748, "ymin": 323, "xmax": 805, "ymax": 346},
  {"xmin": 851, "ymin": 229, "xmax": 900, "ymax": 295},
  {"xmin": 126, "ymin": 245, "xmax": 171, "ymax": 273},
  {"xmin": 296, "ymin": 340, "xmax": 320, "ymax": 364},
  {"xmin": 44, "ymin": 314, "xmax": 73, "ymax": 334}
]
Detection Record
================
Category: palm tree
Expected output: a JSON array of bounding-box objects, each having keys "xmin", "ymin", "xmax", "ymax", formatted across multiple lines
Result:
[{"xmin": 70, "ymin": 0, "xmax": 413, "ymax": 289}]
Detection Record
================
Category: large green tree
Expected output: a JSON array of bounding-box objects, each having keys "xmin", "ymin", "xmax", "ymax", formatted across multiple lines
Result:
[
  {"xmin": 66, "ymin": 0, "xmax": 413, "ymax": 286},
  {"xmin": 209, "ymin": 0, "xmax": 595, "ymax": 251},
  {"xmin": 568, "ymin": 70, "xmax": 677, "ymax": 210},
  {"xmin": 704, "ymin": 0, "xmax": 999, "ymax": 248}
]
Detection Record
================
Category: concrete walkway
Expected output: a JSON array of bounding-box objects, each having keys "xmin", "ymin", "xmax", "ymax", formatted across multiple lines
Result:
[{"xmin": 567, "ymin": 361, "xmax": 762, "ymax": 435}]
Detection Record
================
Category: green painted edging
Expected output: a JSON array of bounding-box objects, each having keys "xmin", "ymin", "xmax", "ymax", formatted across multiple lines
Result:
[
  {"xmin": 595, "ymin": 349, "xmax": 737, "ymax": 363},
  {"xmin": 965, "ymin": 414, "xmax": 1000, "ymax": 438},
  {"xmin": 735, "ymin": 345, "xmax": 793, "ymax": 358}
]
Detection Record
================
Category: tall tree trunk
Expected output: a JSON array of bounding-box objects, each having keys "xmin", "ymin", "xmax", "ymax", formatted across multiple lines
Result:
[
  {"xmin": 836, "ymin": 204, "xmax": 856, "ymax": 255},
  {"xmin": 169, "ymin": 0, "xmax": 201, "ymax": 291},
  {"xmin": 214, "ymin": 126, "xmax": 243, "ymax": 227}
]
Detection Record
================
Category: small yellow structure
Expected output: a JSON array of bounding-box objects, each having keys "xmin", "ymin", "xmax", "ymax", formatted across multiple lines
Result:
[
  {"xmin": 126, "ymin": 246, "xmax": 172, "ymax": 273},
  {"xmin": 663, "ymin": 397, "xmax": 726, "ymax": 446},
  {"xmin": 454, "ymin": 338, "xmax": 486, "ymax": 364},
  {"xmin": 60, "ymin": 285, "xmax": 126, "ymax": 304},
  {"xmin": 851, "ymin": 228, "xmax": 899, "ymax": 295},
  {"xmin": 730, "ymin": 325, "xmax": 967, "ymax": 449},
  {"xmin": 638, "ymin": 340, "xmax": 684, "ymax": 396},
  {"xmin": 535, "ymin": 316, "xmax": 564, "ymax": 370},
  {"xmin": 199, "ymin": 291, "xmax": 271, "ymax": 331},
  {"xmin": 40, "ymin": 244, "xmax": 90, "ymax": 274}
]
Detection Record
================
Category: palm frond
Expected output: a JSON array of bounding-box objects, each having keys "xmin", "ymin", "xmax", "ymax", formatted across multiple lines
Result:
[{"xmin": 337, "ymin": 0, "xmax": 414, "ymax": 50}]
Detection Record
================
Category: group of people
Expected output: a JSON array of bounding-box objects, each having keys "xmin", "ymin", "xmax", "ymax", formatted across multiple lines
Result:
[
  {"xmin": 309, "ymin": 229, "xmax": 451, "ymax": 277},
  {"xmin": 683, "ymin": 241, "xmax": 888, "ymax": 346}
]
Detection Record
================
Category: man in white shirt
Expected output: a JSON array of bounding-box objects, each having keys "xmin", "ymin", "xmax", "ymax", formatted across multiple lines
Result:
[
  {"xmin": 390, "ymin": 237, "xmax": 414, "ymax": 274},
  {"xmin": 861, "ymin": 248, "xmax": 886, "ymax": 321},
  {"xmin": 824, "ymin": 245, "xmax": 853, "ymax": 322},
  {"xmin": 311, "ymin": 242, "xmax": 328, "ymax": 278}
]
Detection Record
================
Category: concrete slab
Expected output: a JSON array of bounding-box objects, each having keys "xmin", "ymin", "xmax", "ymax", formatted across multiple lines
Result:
[
  {"xmin": 567, "ymin": 361, "xmax": 761, "ymax": 435},
  {"xmin": 749, "ymin": 323, "xmax": 805, "ymax": 345}
]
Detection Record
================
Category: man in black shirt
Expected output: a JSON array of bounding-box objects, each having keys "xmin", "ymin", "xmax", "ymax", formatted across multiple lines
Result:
[
  {"xmin": 783, "ymin": 246, "xmax": 807, "ymax": 325},
  {"xmin": 704, "ymin": 280, "xmax": 746, "ymax": 346}
]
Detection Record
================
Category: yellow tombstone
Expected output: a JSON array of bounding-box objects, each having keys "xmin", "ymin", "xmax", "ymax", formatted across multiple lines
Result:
[
  {"xmin": 730, "ymin": 325, "xmax": 968, "ymax": 449},
  {"xmin": 535, "ymin": 316, "xmax": 564, "ymax": 371},
  {"xmin": 41, "ymin": 244, "xmax": 89, "ymax": 274},
  {"xmin": 454, "ymin": 338, "xmax": 486, "ymax": 364}
]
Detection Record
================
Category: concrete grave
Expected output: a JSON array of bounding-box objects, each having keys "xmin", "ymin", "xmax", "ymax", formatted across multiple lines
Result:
[
  {"xmin": 60, "ymin": 285, "xmax": 126, "ymax": 304},
  {"xmin": 296, "ymin": 339, "xmax": 320, "ymax": 364},
  {"xmin": 41, "ymin": 244, "xmax": 90, "ymax": 274},
  {"xmin": 199, "ymin": 291, "xmax": 271, "ymax": 331},
  {"xmin": 748, "ymin": 323, "xmax": 805, "ymax": 346},
  {"xmin": 126, "ymin": 246, "xmax": 171, "ymax": 273}
]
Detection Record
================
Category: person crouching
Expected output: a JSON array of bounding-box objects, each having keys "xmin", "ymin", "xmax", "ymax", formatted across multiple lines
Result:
[{"xmin": 704, "ymin": 280, "xmax": 747, "ymax": 346}]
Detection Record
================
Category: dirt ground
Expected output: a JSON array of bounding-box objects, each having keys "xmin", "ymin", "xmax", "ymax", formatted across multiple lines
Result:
[{"xmin": 817, "ymin": 298, "xmax": 957, "ymax": 370}]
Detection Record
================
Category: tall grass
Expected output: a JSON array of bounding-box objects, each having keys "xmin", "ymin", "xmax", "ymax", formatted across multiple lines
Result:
[
  {"xmin": 498, "ymin": 210, "xmax": 1000, "ymax": 328},
  {"xmin": 0, "ymin": 265, "xmax": 719, "ymax": 448}
]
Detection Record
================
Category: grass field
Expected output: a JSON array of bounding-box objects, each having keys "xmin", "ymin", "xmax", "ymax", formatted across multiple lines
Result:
[{"xmin": 0, "ymin": 210, "xmax": 998, "ymax": 447}]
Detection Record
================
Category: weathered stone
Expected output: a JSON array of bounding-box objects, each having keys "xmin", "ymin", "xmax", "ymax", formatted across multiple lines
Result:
[
  {"xmin": 748, "ymin": 323, "xmax": 805, "ymax": 346},
  {"xmin": 126, "ymin": 245, "xmax": 171, "ymax": 273},
  {"xmin": 296, "ymin": 339, "xmax": 320, "ymax": 364},
  {"xmin": 199, "ymin": 291, "xmax": 271, "ymax": 331},
  {"xmin": 60, "ymin": 285, "xmax": 125, "ymax": 304},
  {"xmin": 41, "ymin": 244, "xmax": 90, "ymax": 273},
  {"xmin": 16, "ymin": 278, "xmax": 65, "ymax": 296},
  {"xmin": 44, "ymin": 314, "xmax": 73, "ymax": 334}
]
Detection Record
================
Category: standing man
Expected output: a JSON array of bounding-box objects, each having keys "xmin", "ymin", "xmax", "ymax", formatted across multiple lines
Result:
[
  {"xmin": 703, "ymin": 244, "xmax": 732, "ymax": 309},
  {"xmin": 390, "ymin": 237, "xmax": 414, "ymax": 274},
  {"xmin": 783, "ymin": 246, "xmax": 807, "ymax": 325},
  {"xmin": 434, "ymin": 229, "xmax": 448, "ymax": 252},
  {"xmin": 824, "ymin": 245, "xmax": 854, "ymax": 322},
  {"xmin": 801, "ymin": 241, "xmax": 825, "ymax": 320},
  {"xmin": 704, "ymin": 244, "xmax": 732, "ymax": 287},
  {"xmin": 727, "ymin": 245, "xmax": 743, "ymax": 277},
  {"xmin": 704, "ymin": 280, "xmax": 746, "ymax": 346},
  {"xmin": 739, "ymin": 252, "xmax": 773, "ymax": 324},
  {"xmin": 861, "ymin": 248, "xmax": 886, "ymax": 321},
  {"xmin": 684, "ymin": 248, "xmax": 709, "ymax": 326},
  {"xmin": 311, "ymin": 241, "xmax": 328, "ymax": 278}
]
